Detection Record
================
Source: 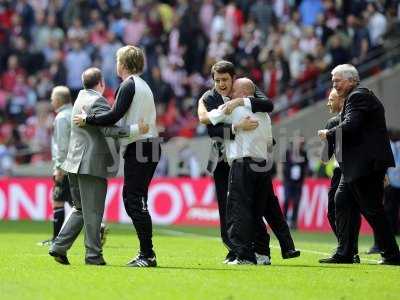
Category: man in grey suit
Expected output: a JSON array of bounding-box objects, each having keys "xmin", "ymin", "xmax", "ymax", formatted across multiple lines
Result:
[{"xmin": 49, "ymin": 67, "xmax": 145, "ymax": 265}]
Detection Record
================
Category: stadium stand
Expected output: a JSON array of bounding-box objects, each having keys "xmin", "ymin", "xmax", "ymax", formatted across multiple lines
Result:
[{"xmin": 0, "ymin": 0, "xmax": 399, "ymax": 176}]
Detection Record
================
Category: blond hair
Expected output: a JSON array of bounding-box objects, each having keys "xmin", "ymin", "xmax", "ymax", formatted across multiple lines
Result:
[{"xmin": 116, "ymin": 45, "xmax": 145, "ymax": 74}]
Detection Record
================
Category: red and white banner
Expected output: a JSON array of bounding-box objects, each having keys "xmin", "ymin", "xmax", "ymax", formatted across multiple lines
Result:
[{"xmin": 0, "ymin": 177, "xmax": 372, "ymax": 233}]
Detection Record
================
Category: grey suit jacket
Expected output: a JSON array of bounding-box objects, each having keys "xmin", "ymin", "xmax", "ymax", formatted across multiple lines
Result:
[{"xmin": 62, "ymin": 89, "xmax": 130, "ymax": 178}]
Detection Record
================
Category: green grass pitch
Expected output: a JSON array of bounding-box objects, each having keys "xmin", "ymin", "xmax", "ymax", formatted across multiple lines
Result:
[{"xmin": 0, "ymin": 221, "xmax": 399, "ymax": 300}]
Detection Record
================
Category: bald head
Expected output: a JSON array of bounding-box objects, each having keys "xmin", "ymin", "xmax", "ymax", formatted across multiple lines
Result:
[
  {"xmin": 82, "ymin": 67, "xmax": 103, "ymax": 90},
  {"xmin": 232, "ymin": 78, "xmax": 255, "ymax": 98},
  {"xmin": 51, "ymin": 86, "xmax": 71, "ymax": 110}
]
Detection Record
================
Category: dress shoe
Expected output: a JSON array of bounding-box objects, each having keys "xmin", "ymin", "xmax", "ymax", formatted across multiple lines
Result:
[
  {"xmin": 319, "ymin": 254, "xmax": 354, "ymax": 264},
  {"xmin": 282, "ymin": 249, "xmax": 301, "ymax": 259},
  {"xmin": 85, "ymin": 256, "xmax": 106, "ymax": 265},
  {"xmin": 353, "ymin": 254, "xmax": 360, "ymax": 264},
  {"xmin": 378, "ymin": 257, "xmax": 400, "ymax": 266},
  {"xmin": 49, "ymin": 250, "xmax": 70, "ymax": 265}
]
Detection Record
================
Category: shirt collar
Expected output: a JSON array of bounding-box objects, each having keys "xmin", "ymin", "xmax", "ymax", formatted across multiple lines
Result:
[{"xmin": 55, "ymin": 103, "xmax": 72, "ymax": 113}]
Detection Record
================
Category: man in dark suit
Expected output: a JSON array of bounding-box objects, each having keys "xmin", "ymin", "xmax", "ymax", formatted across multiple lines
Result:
[
  {"xmin": 318, "ymin": 64, "xmax": 400, "ymax": 265},
  {"xmin": 320, "ymin": 88, "xmax": 361, "ymax": 263},
  {"xmin": 197, "ymin": 60, "xmax": 299, "ymax": 263}
]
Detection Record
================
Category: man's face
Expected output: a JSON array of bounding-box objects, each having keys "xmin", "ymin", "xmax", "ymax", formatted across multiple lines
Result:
[
  {"xmin": 50, "ymin": 92, "xmax": 59, "ymax": 110},
  {"xmin": 116, "ymin": 59, "xmax": 124, "ymax": 78},
  {"xmin": 332, "ymin": 73, "xmax": 354, "ymax": 98},
  {"xmin": 327, "ymin": 91, "xmax": 343, "ymax": 113},
  {"xmin": 213, "ymin": 72, "xmax": 233, "ymax": 97}
]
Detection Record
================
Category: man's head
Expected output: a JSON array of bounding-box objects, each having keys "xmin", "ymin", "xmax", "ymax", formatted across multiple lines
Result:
[
  {"xmin": 231, "ymin": 77, "xmax": 255, "ymax": 98},
  {"xmin": 211, "ymin": 60, "xmax": 235, "ymax": 97},
  {"xmin": 116, "ymin": 45, "xmax": 144, "ymax": 77},
  {"xmin": 331, "ymin": 64, "xmax": 359, "ymax": 98},
  {"xmin": 326, "ymin": 88, "xmax": 344, "ymax": 114},
  {"xmin": 51, "ymin": 86, "xmax": 71, "ymax": 110},
  {"xmin": 81, "ymin": 67, "xmax": 105, "ymax": 94}
]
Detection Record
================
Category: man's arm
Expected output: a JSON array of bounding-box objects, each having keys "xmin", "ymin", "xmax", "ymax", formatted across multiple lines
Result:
[
  {"xmin": 200, "ymin": 91, "xmax": 236, "ymax": 140},
  {"xmin": 321, "ymin": 117, "xmax": 338, "ymax": 162},
  {"xmin": 54, "ymin": 117, "xmax": 70, "ymax": 169},
  {"xmin": 85, "ymin": 78, "xmax": 136, "ymax": 126},
  {"xmin": 326, "ymin": 92, "xmax": 368, "ymax": 138},
  {"xmin": 88, "ymin": 97, "xmax": 148, "ymax": 138},
  {"xmin": 248, "ymin": 85, "xmax": 274, "ymax": 113}
]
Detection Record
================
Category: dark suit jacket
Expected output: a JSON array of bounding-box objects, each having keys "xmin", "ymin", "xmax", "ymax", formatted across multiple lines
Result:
[
  {"xmin": 321, "ymin": 114, "xmax": 340, "ymax": 163},
  {"xmin": 327, "ymin": 86, "xmax": 394, "ymax": 182}
]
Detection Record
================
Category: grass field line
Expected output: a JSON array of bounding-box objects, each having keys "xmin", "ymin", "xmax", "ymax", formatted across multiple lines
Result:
[{"xmin": 157, "ymin": 228, "xmax": 380, "ymax": 264}]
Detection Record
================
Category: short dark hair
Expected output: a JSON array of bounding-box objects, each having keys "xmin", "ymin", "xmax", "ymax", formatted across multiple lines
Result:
[
  {"xmin": 81, "ymin": 67, "xmax": 103, "ymax": 89},
  {"xmin": 211, "ymin": 60, "xmax": 235, "ymax": 79}
]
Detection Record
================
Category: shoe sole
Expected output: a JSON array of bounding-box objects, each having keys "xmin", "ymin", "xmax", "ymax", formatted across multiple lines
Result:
[
  {"xmin": 49, "ymin": 252, "xmax": 70, "ymax": 265},
  {"xmin": 282, "ymin": 251, "xmax": 301, "ymax": 259}
]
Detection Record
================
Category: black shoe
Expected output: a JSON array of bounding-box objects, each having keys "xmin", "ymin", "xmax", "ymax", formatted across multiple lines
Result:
[
  {"xmin": 49, "ymin": 250, "xmax": 70, "ymax": 265},
  {"xmin": 378, "ymin": 256, "xmax": 400, "ymax": 266},
  {"xmin": 319, "ymin": 254, "xmax": 354, "ymax": 264},
  {"xmin": 127, "ymin": 252, "xmax": 157, "ymax": 267},
  {"xmin": 223, "ymin": 251, "xmax": 236, "ymax": 264},
  {"xmin": 353, "ymin": 254, "xmax": 360, "ymax": 264},
  {"xmin": 366, "ymin": 245, "xmax": 381, "ymax": 255},
  {"xmin": 100, "ymin": 224, "xmax": 109, "ymax": 247},
  {"xmin": 85, "ymin": 255, "xmax": 106, "ymax": 265},
  {"xmin": 282, "ymin": 249, "xmax": 301, "ymax": 259}
]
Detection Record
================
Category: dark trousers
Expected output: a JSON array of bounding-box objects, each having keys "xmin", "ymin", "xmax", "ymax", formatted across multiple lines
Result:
[
  {"xmin": 226, "ymin": 158, "xmax": 270, "ymax": 261},
  {"xmin": 123, "ymin": 138, "xmax": 161, "ymax": 257},
  {"xmin": 213, "ymin": 161, "xmax": 235, "ymax": 251},
  {"xmin": 336, "ymin": 171, "xmax": 400, "ymax": 259},
  {"xmin": 283, "ymin": 182, "xmax": 302, "ymax": 228},
  {"xmin": 371, "ymin": 185, "xmax": 400, "ymax": 247},
  {"xmin": 329, "ymin": 168, "xmax": 361, "ymax": 255},
  {"xmin": 384, "ymin": 185, "xmax": 400, "ymax": 235},
  {"xmin": 263, "ymin": 176, "xmax": 296, "ymax": 253}
]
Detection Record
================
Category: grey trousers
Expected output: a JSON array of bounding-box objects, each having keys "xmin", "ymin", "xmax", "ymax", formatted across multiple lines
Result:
[{"xmin": 51, "ymin": 173, "xmax": 107, "ymax": 259}]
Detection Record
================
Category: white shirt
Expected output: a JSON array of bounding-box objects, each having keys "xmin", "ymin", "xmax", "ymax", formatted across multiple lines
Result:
[{"xmin": 208, "ymin": 103, "xmax": 273, "ymax": 165}]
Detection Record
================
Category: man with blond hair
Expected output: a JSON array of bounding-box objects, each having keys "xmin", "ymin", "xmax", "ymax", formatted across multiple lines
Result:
[
  {"xmin": 49, "ymin": 68, "xmax": 134, "ymax": 266},
  {"xmin": 73, "ymin": 46, "xmax": 161, "ymax": 267}
]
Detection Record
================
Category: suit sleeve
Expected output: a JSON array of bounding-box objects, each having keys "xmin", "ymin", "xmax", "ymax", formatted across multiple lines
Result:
[
  {"xmin": 247, "ymin": 85, "xmax": 274, "ymax": 113},
  {"xmin": 86, "ymin": 78, "xmax": 135, "ymax": 126},
  {"xmin": 88, "ymin": 97, "xmax": 131, "ymax": 138},
  {"xmin": 321, "ymin": 119, "xmax": 336, "ymax": 162},
  {"xmin": 327, "ymin": 92, "xmax": 368, "ymax": 138},
  {"xmin": 202, "ymin": 92, "xmax": 235, "ymax": 140},
  {"xmin": 54, "ymin": 117, "xmax": 70, "ymax": 168}
]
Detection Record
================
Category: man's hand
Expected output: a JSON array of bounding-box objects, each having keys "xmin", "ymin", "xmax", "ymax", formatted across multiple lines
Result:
[
  {"xmin": 53, "ymin": 169, "xmax": 64, "ymax": 182},
  {"xmin": 384, "ymin": 175, "xmax": 390, "ymax": 188},
  {"xmin": 318, "ymin": 129, "xmax": 328, "ymax": 140},
  {"xmin": 138, "ymin": 118, "xmax": 149, "ymax": 134},
  {"xmin": 73, "ymin": 106, "xmax": 88, "ymax": 127},
  {"xmin": 234, "ymin": 116, "xmax": 258, "ymax": 131},
  {"xmin": 221, "ymin": 98, "xmax": 244, "ymax": 115}
]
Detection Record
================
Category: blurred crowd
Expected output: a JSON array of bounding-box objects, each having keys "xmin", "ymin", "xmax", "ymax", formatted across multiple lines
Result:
[{"xmin": 0, "ymin": 0, "xmax": 399, "ymax": 171}]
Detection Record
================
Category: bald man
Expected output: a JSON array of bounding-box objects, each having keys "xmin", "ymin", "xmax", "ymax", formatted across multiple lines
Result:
[{"xmin": 209, "ymin": 78, "xmax": 288, "ymax": 264}]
